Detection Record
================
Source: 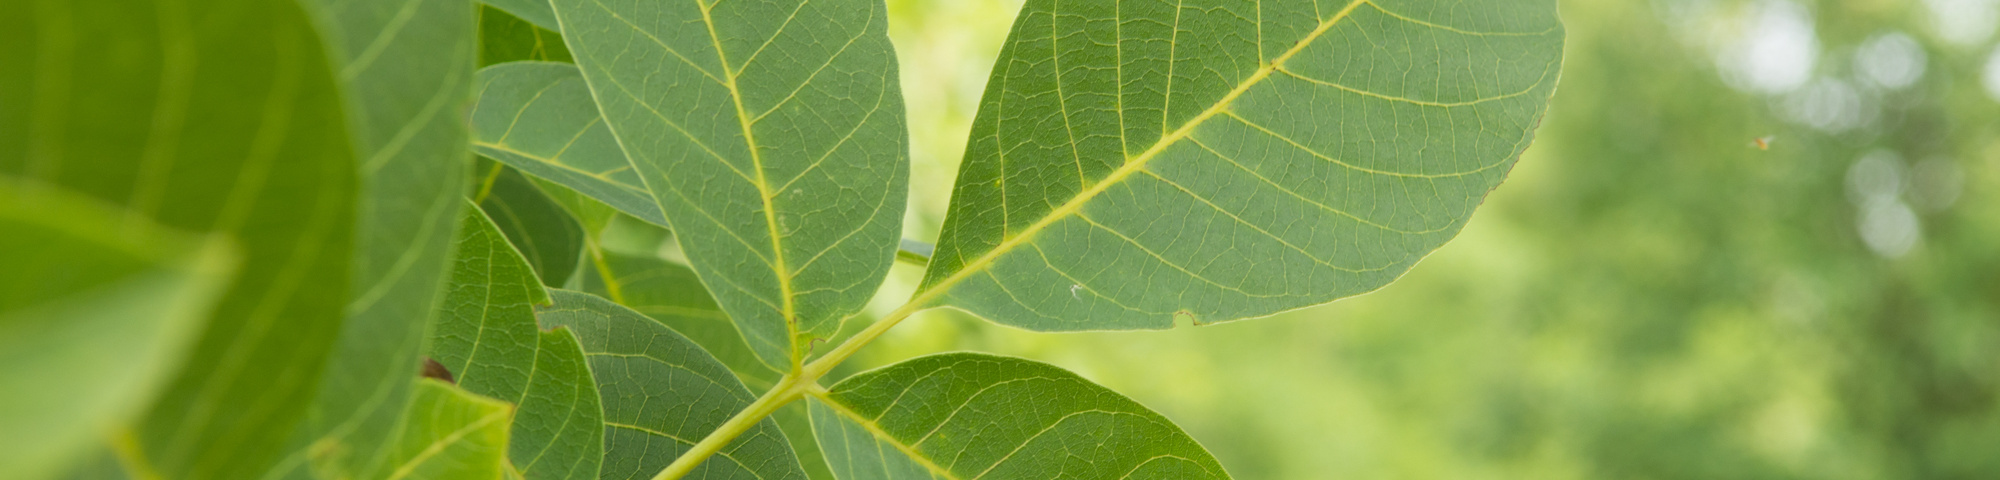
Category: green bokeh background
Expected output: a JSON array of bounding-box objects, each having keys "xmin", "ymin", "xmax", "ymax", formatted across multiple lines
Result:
[{"xmin": 843, "ymin": 0, "xmax": 2000, "ymax": 478}]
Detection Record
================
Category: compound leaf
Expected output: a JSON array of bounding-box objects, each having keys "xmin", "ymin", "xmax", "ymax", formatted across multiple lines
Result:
[
  {"xmin": 922, "ymin": 0, "xmax": 1565, "ymax": 330},
  {"xmin": 547, "ymin": 0, "xmax": 911, "ymax": 368},
  {"xmin": 809, "ymin": 353, "xmax": 1228, "ymax": 480},
  {"xmin": 0, "ymin": 183, "xmax": 236, "ymax": 480},
  {"xmin": 535, "ymin": 290, "xmax": 807, "ymax": 480}
]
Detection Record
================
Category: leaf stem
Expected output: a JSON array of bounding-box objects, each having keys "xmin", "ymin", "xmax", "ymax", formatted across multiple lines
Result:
[
  {"xmin": 651, "ymin": 299, "xmax": 929, "ymax": 479},
  {"xmin": 650, "ymin": 371, "xmax": 809, "ymax": 480}
]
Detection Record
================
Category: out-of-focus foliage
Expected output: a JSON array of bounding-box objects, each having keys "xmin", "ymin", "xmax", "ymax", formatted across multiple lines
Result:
[{"xmin": 856, "ymin": 0, "xmax": 2000, "ymax": 478}]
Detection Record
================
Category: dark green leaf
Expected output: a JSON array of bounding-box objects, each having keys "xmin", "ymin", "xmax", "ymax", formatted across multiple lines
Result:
[
  {"xmin": 471, "ymin": 62, "xmax": 669, "ymax": 228},
  {"xmin": 432, "ymin": 208, "xmax": 602, "ymax": 480},
  {"xmin": 2, "ymin": 0, "xmax": 361, "ymax": 476},
  {"xmin": 481, "ymin": 0, "xmax": 559, "ymax": 33},
  {"xmin": 479, "ymin": 165, "xmax": 587, "ymax": 287},
  {"xmin": 479, "ymin": 5, "xmax": 572, "ymax": 67},
  {"xmin": 547, "ymin": 0, "xmax": 911, "ymax": 367},
  {"xmin": 582, "ymin": 250, "xmax": 779, "ymax": 387},
  {"xmin": 810, "ymin": 353, "xmax": 1228, "ymax": 480},
  {"xmin": 535, "ymin": 290, "xmax": 807, "ymax": 480},
  {"xmin": 0, "ymin": 183, "xmax": 235, "ymax": 480},
  {"xmin": 921, "ymin": 0, "xmax": 1564, "ymax": 330}
]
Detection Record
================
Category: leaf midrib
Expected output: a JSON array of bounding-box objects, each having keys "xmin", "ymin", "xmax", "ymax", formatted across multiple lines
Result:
[
  {"xmin": 694, "ymin": 0, "xmax": 799, "ymax": 361},
  {"xmin": 811, "ymin": 393, "xmax": 960, "ymax": 480},
  {"xmin": 920, "ymin": 0, "xmax": 1369, "ymax": 301}
]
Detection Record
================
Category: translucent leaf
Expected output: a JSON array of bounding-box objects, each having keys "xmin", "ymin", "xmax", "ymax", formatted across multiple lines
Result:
[
  {"xmin": 809, "ymin": 353, "xmax": 1228, "ymax": 479},
  {"xmin": 0, "ymin": 183, "xmax": 235, "ymax": 480},
  {"xmin": 922, "ymin": 0, "xmax": 1565, "ymax": 330},
  {"xmin": 545, "ymin": 0, "xmax": 911, "ymax": 367},
  {"xmin": 535, "ymin": 290, "xmax": 807, "ymax": 480},
  {"xmin": 366, "ymin": 380, "xmax": 516, "ymax": 480}
]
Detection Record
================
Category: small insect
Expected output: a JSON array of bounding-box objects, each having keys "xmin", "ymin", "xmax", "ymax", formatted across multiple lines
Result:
[
  {"xmin": 1070, "ymin": 284, "xmax": 1082, "ymax": 299},
  {"xmin": 1750, "ymin": 135, "xmax": 1775, "ymax": 150},
  {"xmin": 420, "ymin": 357, "xmax": 456, "ymax": 384}
]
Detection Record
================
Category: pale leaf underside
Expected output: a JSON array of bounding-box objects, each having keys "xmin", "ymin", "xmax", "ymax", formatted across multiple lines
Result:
[
  {"xmin": 809, "ymin": 353, "xmax": 1228, "ymax": 480},
  {"xmin": 924, "ymin": 0, "xmax": 1564, "ymax": 331},
  {"xmin": 547, "ymin": 0, "xmax": 910, "ymax": 367}
]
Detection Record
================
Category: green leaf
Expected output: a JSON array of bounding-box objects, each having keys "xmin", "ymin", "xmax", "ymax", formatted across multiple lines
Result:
[
  {"xmin": 0, "ymin": 183, "xmax": 236, "ymax": 480},
  {"xmin": 479, "ymin": 5, "xmax": 573, "ymax": 67},
  {"xmin": 367, "ymin": 379, "xmax": 516, "ymax": 480},
  {"xmin": 432, "ymin": 208, "xmax": 603, "ymax": 480},
  {"xmin": 921, "ymin": 0, "xmax": 1564, "ymax": 330},
  {"xmin": 582, "ymin": 250, "xmax": 780, "ymax": 388},
  {"xmin": 285, "ymin": 0, "xmax": 479, "ymax": 474},
  {"xmin": 535, "ymin": 290, "xmax": 808, "ymax": 480},
  {"xmin": 531, "ymin": 176, "xmax": 623, "ymax": 240},
  {"xmin": 2, "ymin": 0, "xmax": 363, "ymax": 476},
  {"xmin": 481, "ymin": 0, "xmax": 559, "ymax": 33},
  {"xmin": 471, "ymin": 62, "xmax": 669, "ymax": 228},
  {"xmin": 546, "ymin": 0, "xmax": 911, "ymax": 367},
  {"xmin": 479, "ymin": 165, "xmax": 588, "ymax": 287},
  {"xmin": 809, "ymin": 353, "xmax": 1229, "ymax": 480}
]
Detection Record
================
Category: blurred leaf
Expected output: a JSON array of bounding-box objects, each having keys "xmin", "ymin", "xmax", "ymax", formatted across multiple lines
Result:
[
  {"xmin": 535, "ymin": 290, "xmax": 807, "ymax": 480},
  {"xmin": 1, "ymin": 0, "xmax": 362, "ymax": 476},
  {"xmin": 432, "ymin": 208, "xmax": 602, "ymax": 480},
  {"xmin": 0, "ymin": 183, "xmax": 236, "ymax": 480},
  {"xmin": 366, "ymin": 379, "xmax": 515, "ymax": 480},
  {"xmin": 479, "ymin": 5, "xmax": 571, "ymax": 67},
  {"xmin": 471, "ymin": 62, "xmax": 669, "ymax": 228},
  {"xmin": 809, "ymin": 353, "xmax": 1229, "ymax": 479},
  {"xmin": 920, "ymin": 0, "xmax": 1564, "ymax": 330},
  {"xmin": 546, "ymin": 0, "xmax": 911, "ymax": 368},
  {"xmin": 479, "ymin": 166, "xmax": 587, "ymax": 287},
  {"xmin": 286, "ymin": 0, "xmax": 478, "ymax": 475}
]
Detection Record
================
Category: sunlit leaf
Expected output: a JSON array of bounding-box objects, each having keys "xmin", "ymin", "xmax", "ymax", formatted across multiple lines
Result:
[
  {"xmin": 365, "ymin": 380, "xmax": 516, "ymax": 480},
  {"xmin": 922, "ymin": 0, "xmax": 1565, "ymax": 330},
  {"xmin": 1, "ymin": 0, "xmax": 362, "ymax": 476},
  {"xmin": 285, "ymin": 0, "xmax": 479, "ymax": 475},
  {"xmin": 535, "ymin": 290, "xmax": 807, "ymax": 480},
  {"xmin": 431, "ymin": 208, "xmax": 603, "ymax": 480},
  {"xmin": 471, "ymin": 62, "xmax": 669, "ymax": 228},
  {"xmin": 478, "ymin": 165, "xmax": 587, "ymax": 287},
  {"xmin": 0, "ymin": 183, "xmax": 235, "ymax": 480},
  {"xmin": 546, "ymin": 0, "xmax": 911, "ymax": 367},
  {"xmin": 809, "ymin": 353, "xmax": 1228, "ymax": 479}
]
